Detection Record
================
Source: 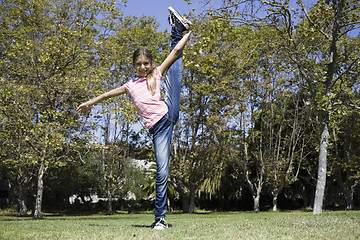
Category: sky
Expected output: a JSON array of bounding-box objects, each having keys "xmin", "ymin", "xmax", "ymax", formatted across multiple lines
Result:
[
  {"xmin": 117, "ymin": 0, "xmax": 318, "ymax": 32},
  {"xmin": 118, "ymin": 0, "xmax": 217, "ymax": 31}
]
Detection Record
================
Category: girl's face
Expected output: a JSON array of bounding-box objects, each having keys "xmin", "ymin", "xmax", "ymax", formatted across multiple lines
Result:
[{"xmin": 133, "ymin": 55, "xmax": 153, "ymax": 78}]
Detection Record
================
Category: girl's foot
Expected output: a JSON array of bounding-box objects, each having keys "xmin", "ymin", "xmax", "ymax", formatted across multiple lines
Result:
[{"xmin": 168, "ymin": 6, "xmax": 190, "ymax": 32}]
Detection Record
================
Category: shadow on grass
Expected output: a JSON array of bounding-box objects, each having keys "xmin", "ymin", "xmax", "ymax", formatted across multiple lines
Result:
[{"xmin": 0, "ymin": 212, "xmax": 138, "ymax": 222}]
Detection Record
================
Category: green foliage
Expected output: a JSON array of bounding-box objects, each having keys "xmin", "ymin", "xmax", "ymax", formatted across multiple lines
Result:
[
  {"xmin": 1, "ymin": 0, "xmax": 359, "ymax": 215},
  {"xmin": 0, "ymin": 0, "xmax": 120, "ymax": 216},
  {"xmin": 195, "ymin": 0, "xmax": 360, "ymax": 211}
]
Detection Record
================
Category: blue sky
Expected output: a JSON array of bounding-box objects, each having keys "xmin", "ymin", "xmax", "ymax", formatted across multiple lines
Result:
[
  {"xmin": 119, "ymin": 0, "xmax": 217, "ymax": 31},
  {"xmin": 118, "ymin": 0, "xmax": 318, "ymax": 32}
]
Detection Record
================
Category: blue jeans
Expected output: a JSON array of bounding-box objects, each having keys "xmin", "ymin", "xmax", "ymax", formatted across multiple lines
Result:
[{"xmin": 149, "ymin": 27, "xmax": 183, "ymax": 220}]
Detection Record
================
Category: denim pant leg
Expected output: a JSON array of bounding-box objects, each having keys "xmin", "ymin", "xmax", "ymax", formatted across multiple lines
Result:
[
  {"xmin": 151, "ymin": 116, "xmax": 174, "ymax": 219},
  {"xmin": 165, "ymin": 27, "xmax": 183, "ymax": 123},
  {"xmin": 151, "ymin": 27, "xmax": 184, "ymax": 220}
]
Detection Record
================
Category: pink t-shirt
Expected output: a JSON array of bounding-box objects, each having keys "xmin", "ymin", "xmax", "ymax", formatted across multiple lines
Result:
[{"xmin": 124, "ymin": 67, "xmax": 168, "ymax": 129}]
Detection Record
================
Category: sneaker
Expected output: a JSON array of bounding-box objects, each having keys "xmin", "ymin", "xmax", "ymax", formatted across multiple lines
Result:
[
  {"xmin": 151, "ymin": 218, "xmax": 168, "ymax": 230},
  {"xmin": 168, "ymin": 6, "xmax": 189, "ymax": 32}
]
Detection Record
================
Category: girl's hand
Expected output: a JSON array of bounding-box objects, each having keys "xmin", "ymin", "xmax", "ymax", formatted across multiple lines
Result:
[
  {"xmin": 77, "ymin": 103, "xmax": 90, "ymax": 115},
  {"xmin": 183, "ymin": 18, "xmax": 192, "ymax": 31}
]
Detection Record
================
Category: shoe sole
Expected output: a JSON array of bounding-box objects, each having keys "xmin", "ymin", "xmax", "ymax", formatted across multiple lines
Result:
[
  {"xmin": 152, "ymin": 226, "xmax": 167, "ymax": 230},
  {"xmin": 152, "ymin": 223, "xmax": 168, "ymax": 230},
  {"xmin": 168, "ymin": 6, "xmax": 189, "ymax": 31}
]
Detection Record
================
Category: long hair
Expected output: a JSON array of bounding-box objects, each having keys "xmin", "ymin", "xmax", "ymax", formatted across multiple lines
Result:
[{"xmin": 133, "ymin": 47, "xmax": 156, "ymax": 95}]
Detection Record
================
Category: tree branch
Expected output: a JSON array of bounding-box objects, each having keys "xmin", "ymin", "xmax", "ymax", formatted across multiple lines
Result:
[
  {"xmin": 298, "ymin": 1, "xmax": 331, "ymax": 40},
  {"xmin": 332, "ymin": 55, "xmax": 360, "ymax": 88}
]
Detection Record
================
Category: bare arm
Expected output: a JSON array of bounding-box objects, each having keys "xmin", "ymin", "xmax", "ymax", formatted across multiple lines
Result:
[
  {"xmin": 158, "ymin": 20, "xmax": 192, "ymax": 75},
  {"xmin": 77, "ymin": 85, "xmax": 127, "ymax": 115}
]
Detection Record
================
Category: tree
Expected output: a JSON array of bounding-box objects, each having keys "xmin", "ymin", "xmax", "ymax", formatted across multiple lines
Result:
[
  {"xmin": 330, "ymin": 92, "xmax": 360, "ymax": 209},
  {"xmin": 0, "ymin": 0, "xmax": 117, "ymax": 217},
  {"xmin": 170, "ymin": 16, "xmax": 243, "ymax": 213},
  {"xmin": 198, "ymin": 0, "xmax": 360, "ymax": 214},
  {"xmin": 0, "ymin": 78, "xmax": 37, "ymax": 215},
  {"xmin": 295, "ymin": 0, "xmax": 360, "ymax": 214},
  {"xmin": 241, "ymin": 25, "xmax": 317, "ymax": 211}
]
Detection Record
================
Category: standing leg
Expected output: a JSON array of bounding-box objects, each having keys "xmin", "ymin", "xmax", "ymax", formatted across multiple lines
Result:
[{"xmin": 151, "ymin": 118, "xmax": 173, "ymax": 221}]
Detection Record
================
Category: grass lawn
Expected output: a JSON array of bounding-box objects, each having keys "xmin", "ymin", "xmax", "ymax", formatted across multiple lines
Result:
[{"xmin": 0, "ymin": 210, "xmax": 359, "ymax": 239}]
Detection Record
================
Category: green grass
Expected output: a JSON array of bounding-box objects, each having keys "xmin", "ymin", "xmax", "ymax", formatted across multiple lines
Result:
[{"xmin": 0, "ymin": 211, "xmax": 359, "ymax": 239}]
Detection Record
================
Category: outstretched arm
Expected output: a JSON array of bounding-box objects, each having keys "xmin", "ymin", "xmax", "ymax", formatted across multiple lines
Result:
[
  {"xmin": 158, "ymin": 20, "xmax": 192, "ymax": 76},
  {"xmin": 77, "ymin": 85, "xmax": 127, "ymax": 115}
]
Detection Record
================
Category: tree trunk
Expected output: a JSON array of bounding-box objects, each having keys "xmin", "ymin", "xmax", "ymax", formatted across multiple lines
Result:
[
  {"xmin": 189, "ymin": 187, "xmax": 196, "ymax": 213},
  {"xmin": 252, "ymin": 182, "xmax": 263, "ymax": 212},
  {"xmin": 246, "ymin": 176, "xmax": 263, "ymax": 212},
  {"xmin": 253, "ymin": 194, "xmax": 260, "ymax": 212},
  {"xmin": 181, "ymin": 191, "xmax": 190, "ymax": 213},
  {"xmin": 343, "ymin": 184, "xmax": 354, "ymax": 210},
  {"xmin": 167, "ymin": 197, "xmax": 172, "ymax": 212},
  {"xmin": 343, "ymin": 177, "xmax": 358, "ymax": 210},
  {"xmin": 173, "ymin": 182, "xmax": 191, "ymax": 213},
  {"xmin": 244, "ymin": 139, "xmax": 264, "ymax": 212},
  {"xmin": 107, "ymin": 191, "xmax": 113, "ymax": 215},
  {"xmin": 313, "ymin": 122, "xmax": 329, "ymax": 214},
  {"xmin": 18, "ymin": 198, "xmax": 28, "ymax": 216},
  {"xmin": 17, "ymin": 183, "xmax": 28, "ymax": 216},
  {"xmin": 272, "ymin": 190, "xmax": 278, "ymax": 211},
  {"xmin": 335, "ymin": 168, "xmax": 356, "ymax": 210},
  {"xmin": 301, "ymin": 184, "xmax": 310, "ymax": 208},
  {"xmin": 33, "ymin": 159, "xmax": 46, "ymax": 218}
]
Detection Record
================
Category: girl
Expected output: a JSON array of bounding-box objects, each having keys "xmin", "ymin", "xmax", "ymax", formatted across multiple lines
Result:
[{"xmin": 77, "ymin": 10, "xmax": 192, "ymax": 230}]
